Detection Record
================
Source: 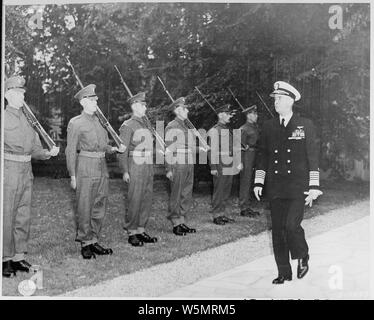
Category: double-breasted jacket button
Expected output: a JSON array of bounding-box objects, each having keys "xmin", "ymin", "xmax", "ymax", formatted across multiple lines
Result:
[
  {"xmin": 287, "ymin": 160, "xmax": 291, "ymax": 163},
  {"xmin": 274, "ymin": 149, "xmax": 278, "ymax": 153},
  {"xmin": 287, "ymin": 149, "xmax": 291, "ymax": 152},
  {"xmin": 275, "ymin": 170, "xmax": 278, "ymax": 174},
  {"xmin": 287, "ymin": 170, "xmax": 291, "ymax": 174},
  {"xmin": 274, "ymin": 160, "xmax": 278, "ymax": 164}
]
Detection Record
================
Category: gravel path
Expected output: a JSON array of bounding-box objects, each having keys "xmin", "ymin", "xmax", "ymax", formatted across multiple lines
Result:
[{"xmin": 62, "ymin": 200, "xmax": 369, "ymax": 297}]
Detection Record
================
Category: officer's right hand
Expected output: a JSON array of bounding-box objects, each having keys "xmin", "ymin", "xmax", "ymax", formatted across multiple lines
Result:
[
  {"xmin": 166, "ymin": 171, "xmax": 173, "ymax": 181},
  {"xmin": 254, "ymin": 186, "xmax": 262, "ymax": 201},
  {"xmin": 70, "ymin": 176, "xmax": 77, "ymax": 190},
  {"xmin": 210, "ymin": 170, "xmax": 218, "ymax": 176},
  {"xmin": 46, "ymin": 146, "xmax": 60, "ymax": 157},
  {"xmin": 123, "ymin": 172, "xmax": 130, "ymax": 183}
]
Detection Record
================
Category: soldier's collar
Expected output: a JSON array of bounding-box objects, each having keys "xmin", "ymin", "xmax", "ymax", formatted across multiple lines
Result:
[{"xmin": 131, "ymin": 115, "xmax": 145, "ymax": 123}]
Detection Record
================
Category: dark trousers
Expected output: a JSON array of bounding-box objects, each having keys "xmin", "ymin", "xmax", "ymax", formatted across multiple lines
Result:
[{"xmin": 270, "ymin": 197, "xmax": 308, "ymax": 276}]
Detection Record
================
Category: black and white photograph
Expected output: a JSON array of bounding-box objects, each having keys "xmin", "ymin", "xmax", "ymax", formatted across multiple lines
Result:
[{"xmin": 1, "ymin": 0, "xmax": 371, "ymax": 302}]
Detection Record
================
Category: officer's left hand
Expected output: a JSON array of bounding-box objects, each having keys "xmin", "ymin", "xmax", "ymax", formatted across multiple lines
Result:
[
  {"xmin": 304, "ymin": 189, "xmax": 323, "ymax": 207},
  {"xmin": 237, "ymin": 163, "xmax": 243, "ymax": 171},
  {"xmin": 46, "ymin": 146, "xmax": 59, "ymax": 157}
]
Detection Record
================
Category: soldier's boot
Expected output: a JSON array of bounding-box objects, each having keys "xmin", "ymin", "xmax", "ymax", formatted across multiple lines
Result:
[
  {"xmin": 297, "ymin": 254, "xmax": 309, "ymax": 279},
  {"xmin": 128, "ymin": 234, "xmax": 144, "ymax": 247},
  {"xmin": 240, "ymin": 208, "xmax": 260, "ymax": 217},
  {"xmin": 2, "ymin": 261, "xmax": 16, "ymax": 277},
  {"xmin": 11, "ymin": 260, "xmax": 32, "ymax": 273},
  {"xmin": 221, "ymin": 216, "xmax": 235, "ymax": 223},
  {"xmin": 90, "ymin": 243, "xmax": 113, "ymax": 255},
  {"xmin": 139, "ymin": 232, "xmax": 158, "ymax": 243},
  {"xmin": 213, "ymin": 216, "xmax": 226, "ymax": 225},
  {"xmin": 180, "ymin": 224, "xmax": 196, "ymax": 233},
  {"xmin": 81, "ymin": 245, "xmax": 96, "ymax": 259},
  {"xmin": 173, "ymin": 225, "xmax": 187, "ymax": 236}
]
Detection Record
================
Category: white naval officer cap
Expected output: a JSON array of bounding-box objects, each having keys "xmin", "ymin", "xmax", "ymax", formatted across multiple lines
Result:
[{"xmin": 270, "ymin": 81, "xmax": 301, "ymax": 102}]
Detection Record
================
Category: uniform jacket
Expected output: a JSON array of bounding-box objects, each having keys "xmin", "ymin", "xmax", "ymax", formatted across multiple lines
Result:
[
  {"xmin": 118, "ymin": 115, "xmax": 153, "ymax": 173},
  {"xmin": 164, "ymin": 117, "xmax": 197, "ymax": 172},
  {"xmin": 4, "ymin": 106, "xmax": 49, "ymax": 160},
  {"xmin": 254, "ymin": 113, "xmax": 320, "ymax": 199},
  {"xmin": 65, "ymin": 111, "xmax": 113, "ymax": 177}
]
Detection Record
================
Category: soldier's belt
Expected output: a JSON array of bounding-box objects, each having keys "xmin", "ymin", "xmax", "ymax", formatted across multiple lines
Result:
[
  {"xmin": 129, "ymin": 150, "xmax": 152, "ymax": 157},
  {"xmin": 175, "ymin": 148, "xmax": 192, "ymax": 153},
  {"xmin": 218, "ymin": 151, "xmax": 233, "ymax": 156},
  {"xmin": 79, "ymin": 151, "xmax": 106, "ymax": 158},
  {"xmin": 4, "ymin": 153, "xmax": 32, "ymax": 162}
]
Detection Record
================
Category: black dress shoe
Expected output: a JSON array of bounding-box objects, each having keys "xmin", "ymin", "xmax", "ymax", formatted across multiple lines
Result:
[
  {"xmin": 139, "ymin": 232, "xmax": 158, "ymax": 243},
  {"xmin": 90, "ymin": 243, "xmax": 113, "ymax": 255},
  {"xmin": 297, "ymin": 254, "xmax": 309, "ymax": 279},
  {"xmin": 173, "ymin": 225, "xmax": 187, "ymax": 236},
  {"xmin": 11, "ymin": 260, "xmax": 32, "ymax": 273},
  {"xmin": 272, "ymin": 275, "xmax": 292, "ymax": 284},
  {"xmin": 81, "ymin": 245, "xmax": 96, "ymax": 259},
  {"xmin": 180, "ymin": 224, "xmax": 196, "ymax": 233},
  {"xmin": 128, "ymin": 234, "xmax": 144, "ymax": 247},
  {"xmin": 3, "ymin": 261, "xmax": 16, "ymax": 278},
  {"xmin": 221, "ymin": 215, "xmax": 235, "ymax": 223},
  {"xmin": 213, "ymin": 216, "xmax": 226, "ymax": 225}
]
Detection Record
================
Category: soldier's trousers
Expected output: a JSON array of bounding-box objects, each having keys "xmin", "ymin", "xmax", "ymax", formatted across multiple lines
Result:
[
  {"xmin": 270, "ymin": 197, "xmax": 309, "ymax": 276},
  {"xmin": 239, "ymin": 150, "xmax": 255, "ymax": 210},
  {"xmin": 168, "ymin": 164, "xmax": 194, "ymax": 226},
  {"xmin": 124, "ymin": 157, "xmax": 153, "ymax": 232},
  {"xmin": 75, "ymin": 156, "xmax": 108, "ymax": 247},
  {"xmin": 211, "ymin": 166, "xmax": 233, "ymax": 218},
  {"xmin": 3, "ymin": 160, "xmax": 33, "ymax": 262}
]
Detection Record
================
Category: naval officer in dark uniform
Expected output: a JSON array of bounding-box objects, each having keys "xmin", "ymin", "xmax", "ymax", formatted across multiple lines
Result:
[{"xmin": 254, "ymin": 81, "xmax": 323, "ymax": 284}]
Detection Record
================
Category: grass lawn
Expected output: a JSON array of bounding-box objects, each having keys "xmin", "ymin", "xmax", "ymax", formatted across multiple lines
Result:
[{"xmin": 2, "ymin": 177, "xmax": 369, "ymax": 296}]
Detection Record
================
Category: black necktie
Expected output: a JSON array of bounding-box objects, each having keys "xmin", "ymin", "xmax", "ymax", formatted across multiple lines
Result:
[{"xmin": 281, "ymin": 118, "xmax": 285, "ymax": 128}]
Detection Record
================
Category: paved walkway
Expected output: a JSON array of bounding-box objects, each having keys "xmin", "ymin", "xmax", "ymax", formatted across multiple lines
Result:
[{"xmin": 163, "ymin": 216, "xmax": 370, "ymax": 299}]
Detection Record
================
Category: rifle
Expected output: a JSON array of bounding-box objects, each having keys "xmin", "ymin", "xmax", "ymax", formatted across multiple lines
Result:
[
  {"xmin": 227, "ymin": 87, "xmax": 246, "ymax": 111},
  {"xmin": 255, "ymin": 91, "xmax": 275, "ymax": 118},
  {"xmin": 195, "ymin": 86, "xmax": 248, "ymax": 151},
  {"xmin": 66, "ymin": 58, "xmax": 124, "ymax": 148},
  {"xmin": 157, "ymin": 76, "xmax": 210, "ymax": 151},
  {"xmin": 114, "ymin": 65, "xmax": 167, "ymax": 153},
  {"xmin": 5, "ymin": 76, "xmax": 57, "ymax": 150}
]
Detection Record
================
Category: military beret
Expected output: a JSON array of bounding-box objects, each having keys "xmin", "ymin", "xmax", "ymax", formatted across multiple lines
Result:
[
  {"xmin": 242, "ymin": 105, "xmax": 257, "ymax": 114},
  {"xmin": 270, "ymin": 81, "xmax": 301, "ymax": 102},
  {"xmin": 128, "ymin": 91, "xmax": 146, "ymax": 105},
  {"xmin": 216, "ymin": 104, "xmax": 232, "ymax": 114},
  {"xmin": 74, "ymin": 84, "xmax": 97, "ymax": 101},
  {"xmin": 170, "ymin": 97, "xmax": 188, "ymax": 110},
  {"xmin": 5, "ymin": 76, "xmax": 26, "ymax": 92}
]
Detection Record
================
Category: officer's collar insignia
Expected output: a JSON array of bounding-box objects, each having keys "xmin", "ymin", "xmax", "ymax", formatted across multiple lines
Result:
[{"xmin": 288, "ymin": 126, "xmax": 305, "ymax": 140}]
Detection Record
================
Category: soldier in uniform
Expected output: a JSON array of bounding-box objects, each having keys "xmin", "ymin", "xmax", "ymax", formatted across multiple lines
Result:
[
  {"xmin": 239, "ymin": 105, "xmax": 260, "ymax": 217},
  {"xmin": 254, "ymin": 81, "xmax": 323, "ymax": 284},
  {"xmin": 165, "ymin": 97, "xmax": 199, "ymax": 236},
  {"xmin": 118, "ymin": 92, "xmax": 158, "ymax": 247},
  {"xmin": 208, "ymin": 104, "xmax": 238, "ymax": 225},
  {"xmin": 3, "ymin": 76, "xmax": 59, "ymax": 277},
  {"xmin": 66, "ymin": 84, "xmax": 125, "ymax": 259}
]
